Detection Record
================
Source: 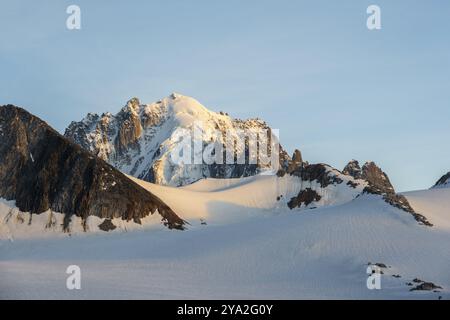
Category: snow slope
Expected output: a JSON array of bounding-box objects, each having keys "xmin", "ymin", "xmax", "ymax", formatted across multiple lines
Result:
[
  {"xmin": 128, "ymin": 170, "xmax": 365, "ymax": 226},
  {"xmin": 1, "ymin": 194, "xmax": 448, "ymax": 299},
  {"xmin": 403, "ymin": 188, "xmax": 450, "ymax": 230}
]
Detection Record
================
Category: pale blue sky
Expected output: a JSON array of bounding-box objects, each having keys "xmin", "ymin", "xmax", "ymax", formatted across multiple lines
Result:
[{"xmin": 1, "ymin": 0, "xmax": 449, "ymax": 191}]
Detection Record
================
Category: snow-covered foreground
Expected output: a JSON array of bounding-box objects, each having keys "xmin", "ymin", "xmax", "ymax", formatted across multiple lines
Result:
[{"xmin": 1, "ymin": 179, "xmax": 449, "ymax": 299}]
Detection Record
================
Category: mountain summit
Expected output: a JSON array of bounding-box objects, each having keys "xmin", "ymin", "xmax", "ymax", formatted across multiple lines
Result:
[{"xmin": 65, "ymin": 93, "xmax": 288, "ymax": 186}]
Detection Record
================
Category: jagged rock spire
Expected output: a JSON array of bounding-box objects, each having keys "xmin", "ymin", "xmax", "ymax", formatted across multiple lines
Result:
[{"xmin": 343, "ymin": 160, "xmax": 362, "ymax": 179}]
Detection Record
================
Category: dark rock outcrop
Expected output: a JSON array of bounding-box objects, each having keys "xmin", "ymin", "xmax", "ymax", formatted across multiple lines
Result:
[
  {"xmin": 278, "ymin": 148, "xmax": 291, "ymax": 171},
  {"xmin": 279, "ymin": 161, "xmax": 348, "ymax": 210},
  {"xmin": 98, "ymin": 219, "xmax": 117, "ymax": 232},
  {"xmin": 288, "ymin": 188, "xmax": 322, "ymax": 209},
  {"xmin": 277, "ymin": 149, "xmax": 307, "ymax": 177},
  {"xmin": 432, "ymin": 172, "xmax": 450, "ymax": 188},
  {"xmin": 368, "ymin": 262, "xmax": 387, "ymax": 268},
  {"xmin": 115, "ymin": 98, "xmax": 143, "ymax": 155},
  {"xmin": 410, "ymin": 281, "xmax": 443, "ymax": 291},
  {"xmin": 347, "ymin": 180, "xmax": 359, "ymax": 188},
  {"xmin": 357, "ymin": 161, "xmax": 432, "ymax": 226},
  {"xmin": 343, "ymin": 160, "xmax": 362, "ymax": 179},
  {"xmin": 288, "ymin": 163, "xmax": 343, "ymax": 188},
  {"xmin": 361, "ymin": 162, "xmax": 395, "ymax": 195},
  {"xmin": 279, "ymin": 155, "xmax": 430, "ymax": 226},
  {"xmin": 291, "ymin": 149, "xmax": 303, "ymax": 164},
  {"xmin": 0, "ymin": 105, "xmax": 185, "ymax": 231},
  {"xmin": 284, "ymin": 149, "xmax": 302, "ymax": 174}
]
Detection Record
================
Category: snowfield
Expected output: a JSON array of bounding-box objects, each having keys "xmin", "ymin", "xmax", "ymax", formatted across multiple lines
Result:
[
  {"xmin": 128, "ymin": 171, "xmax": 366, "ymax": 226},
  {"xmin": 0, "ymin": 176, "xmax": 449, "ymax": 299},
  {"xmin": 403, "ymin": 188, "xmax": 450, "ymax": 231}
]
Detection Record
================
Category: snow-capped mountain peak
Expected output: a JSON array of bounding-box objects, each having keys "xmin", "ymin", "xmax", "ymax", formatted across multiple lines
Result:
[{"xmin": 65, "ymin": 93, "xmax": 283, "ymax": 186}]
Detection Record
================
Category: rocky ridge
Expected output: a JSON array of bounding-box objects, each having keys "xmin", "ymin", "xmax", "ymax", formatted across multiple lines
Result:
[
  {"xmin": 0, "ymin": 105, "xmax": 185, "ymax": 232},
  {"xmin": 432, "ymin": 172, "xmax": 450, "ymax": 189}
]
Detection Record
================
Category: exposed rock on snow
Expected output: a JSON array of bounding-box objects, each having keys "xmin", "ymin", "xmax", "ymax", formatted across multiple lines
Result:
[
  {"xmin": 290, "ymin": 163, "xmax": 344, "ymax": 188},
  {"xmin": 277, "ymin": 162, "xmax": 366, "ymax": 210},
  {"xmin": 410, "ymin": 281, "xmax": 443, "ymax": 291},
  {"xmin": 281, "ymin": 159, "xmax": 431, "ymax": 226},
  {"xmin": 369, "ymin": 262, "xmax": 388, "ymax": 269},
  {"xmin": 98, "ymin": 219, "xmax": 117, "ymax": 232},
  {"xmin": 360, "ymin": 161, "xmax": 395, "ymax": 195},
  {"xmin": 432, "ymin": 172, "xmax": 450, "ymax": 189},
  {"xmin": 347, "ymin": 180, "xmax": 359, "ymax": 188},
  {"xmin": 285, "ymin": 149, "xmax": 303, "ymax": 174},
  {"xmin": 343, "ymin": 159, "xmax": 362, "ymax": 179},
  {"xmin": 357, "ymin": 161, "xmax": 432, "ymax": 226},
  {"xmin": 0, "ymin": 105, "xmax": 185, "ymax": 232},
  {"xmin": 288, "ymin": 188, "xmax": 321, "ymax": 209}
]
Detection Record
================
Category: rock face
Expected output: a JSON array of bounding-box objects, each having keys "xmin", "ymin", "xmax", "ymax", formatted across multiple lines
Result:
[
  {"xmin": 291, "ymin": 149, "xmax": 302, "ymax": 163},
  {"xmin": 281, "ymin": 163, "xmax": 344, "ymax": 188},
  {"xmin": 282, "ymin": 158, "xmax": 431, "ymax": 226},
  {"xmin": 343, "ymin": 160, "xmax": 362, "ymax": 179},
  {"xmin": 279, "ymin": 162, "xmax": 365, "ymax": 210},
  {"xmin": 0, "ymin": 105, "xmax": 185, "ymax": 231},
  {"xmin": 432, "ymin": 172, "xmax": 450, "ymax": 189},
  {"xmin": 65, "ymin": 93, "xmax": 290, "ymax": 187},
  {"xmin": 343, "ymin": 160, "xmax": 432, "ymax": 226},
  {"xmin": 286, "ymin": 149, "xmax": 303, "ymax": 173},
  {"xmin": 410, "ymin": 281, "xmax": 443, "ymax": 291},
  {"xmin": 98, "ymin": 219, "xmax": 117, "ymax": 232},
  {"xmin": 288, "ymin": 188, "xmax": 321, "ymax": 209},
  {"xmin": 360, "ymin": 161, "xmax": 395, "ymax": 195}
]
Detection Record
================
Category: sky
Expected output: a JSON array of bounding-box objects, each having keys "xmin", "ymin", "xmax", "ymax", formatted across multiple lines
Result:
[{"xmin": 1, "ymin": 0, "xmax": 449, "ymax": 191}]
